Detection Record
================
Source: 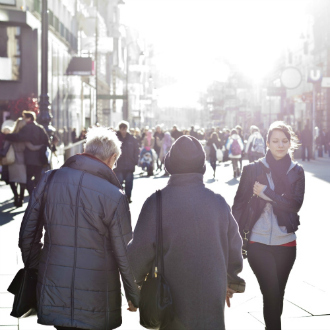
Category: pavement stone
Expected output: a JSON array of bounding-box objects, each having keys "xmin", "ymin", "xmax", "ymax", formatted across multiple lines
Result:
[{"xmin": 0, "ymin": 157, "xmax": 329, "ymax": 329}]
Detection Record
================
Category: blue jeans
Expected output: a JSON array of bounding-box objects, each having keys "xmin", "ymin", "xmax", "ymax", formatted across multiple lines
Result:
[{"xmin": 115, "ymin": 171, "xmax": 134, "ymax": 200}]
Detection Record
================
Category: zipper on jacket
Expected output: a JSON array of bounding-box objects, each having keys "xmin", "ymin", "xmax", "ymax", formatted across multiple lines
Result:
[{"xmin": 71, "ymin": 172, "xmax": 85, "ymax": 326}]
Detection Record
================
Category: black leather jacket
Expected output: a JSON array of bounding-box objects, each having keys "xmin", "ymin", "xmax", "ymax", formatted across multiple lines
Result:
[{"xmin": 232, "ymin": 159, "xmax": 305, "ymax": 234}]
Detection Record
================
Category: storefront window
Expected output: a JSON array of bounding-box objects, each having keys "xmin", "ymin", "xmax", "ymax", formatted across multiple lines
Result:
[{"xmin": 0, "ymin": 26, "xmax": 21, "ymax": 81}]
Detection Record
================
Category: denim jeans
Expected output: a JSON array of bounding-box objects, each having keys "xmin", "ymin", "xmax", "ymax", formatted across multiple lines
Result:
[{"xmin": 115, "ymin": 170, "xmax": 134, "ymax": 200}]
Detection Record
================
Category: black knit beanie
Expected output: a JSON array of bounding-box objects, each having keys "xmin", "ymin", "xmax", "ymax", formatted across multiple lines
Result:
[{"xmin": 164, "ymin": 135, "xmax": 206, "ymax": 175}]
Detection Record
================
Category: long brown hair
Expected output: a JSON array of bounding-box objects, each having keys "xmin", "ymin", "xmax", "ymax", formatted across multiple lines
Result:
[{"xmin": 266, "ymin": 121, "xmax": 299, "ymax": 158}]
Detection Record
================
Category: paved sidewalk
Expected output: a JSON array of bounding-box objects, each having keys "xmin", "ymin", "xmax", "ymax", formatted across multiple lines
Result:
[{"xmin": 0, "ymin": 157, "xmax": 329, "ymax": 329}]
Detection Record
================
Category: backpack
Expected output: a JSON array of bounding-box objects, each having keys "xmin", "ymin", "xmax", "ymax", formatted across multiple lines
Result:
[
  {"xmin": 231, "ymin": 139, "xmax": 242, "ymax": 156},
  {"xmin": 252, "ymin": 135, "xmax": 265, "ymax": 154}
]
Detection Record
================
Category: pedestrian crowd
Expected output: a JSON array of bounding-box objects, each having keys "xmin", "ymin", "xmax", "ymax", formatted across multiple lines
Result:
[{"xmin": 0, "ymin": 114, "xmax": 315, "ymax": 330}]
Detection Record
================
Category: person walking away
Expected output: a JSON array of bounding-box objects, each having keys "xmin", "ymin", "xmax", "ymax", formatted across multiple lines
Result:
[
  {"xmin": 300, "ymin": 125, "xmax": 313, "ymax": 161},
  {"xmin": 114, "ymin": 121, "xmax": 139, "ymax": 203},
  {"xmin": 207, "ymin": 132, "xmax": 222, "ymax": 178},
  {"xmin": 5, "ymin": 111, "xmax": 50, "ymax": 195},
  {"xmin": 232, "ymin": 121, "xmax": 305, "ymax": 330},
  {"xmin": 315, "ymin": 132, "xmax": 323, "ymax": 157},
  {"xmin": 156, "ymin": 131, "xmax": 174, "ymax": 174},
  {"xmin": 127, "ymin": 135, "xmax": 245, "ymax": 330},
  {"xmin": 0, "ymin": 126, "xmax": 12, "ymax": 189},
  {"xmin": 19, "ymin": 127, "xmax": 140, "ymax": 330},
  {"xmin": 171, "ymin": 125, "xmax": 183, "ymax": 140},
  {"xmin": 236, "ymin": 125, "xmax": 245, "ymax": 170},
  {"xmin": 226, "ymin": 128, "xmax": 244, "ymax": 178},
  {"xmin": 153, "ymin": 125, "xmax": 164, "ymax": 171},
  {"xmin": 245, "ymin": 125, "xmax": 265, "ymax": 163}
]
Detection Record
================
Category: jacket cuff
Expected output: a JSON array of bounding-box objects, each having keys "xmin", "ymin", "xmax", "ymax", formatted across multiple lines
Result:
[{"xmin": 228, "ymin": 281, "xmax": 245, "ymax": 293}]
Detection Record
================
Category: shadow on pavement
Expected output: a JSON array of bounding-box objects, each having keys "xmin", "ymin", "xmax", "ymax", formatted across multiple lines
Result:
[
  {"xmin": 0, "ymin": 198, "xmax": 26, "ymax": 227},
  {"xmin": 225, "ymin": 178, "xmax": 239, "ymax": 186}
]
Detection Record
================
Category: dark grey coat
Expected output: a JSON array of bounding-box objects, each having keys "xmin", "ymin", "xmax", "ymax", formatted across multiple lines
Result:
[
  {"xmin": 19, "ymin": 154, "xmax": 140, "ymax": 329},
  {"xmin": 127, "ymin": 173, "xmax": 245, "ymax": 330}
]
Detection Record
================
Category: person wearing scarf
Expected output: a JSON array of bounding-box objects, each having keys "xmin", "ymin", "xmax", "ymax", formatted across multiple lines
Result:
[{"xmin": 232, "ymin": 121, "xmax": 305, "ymax": 330}]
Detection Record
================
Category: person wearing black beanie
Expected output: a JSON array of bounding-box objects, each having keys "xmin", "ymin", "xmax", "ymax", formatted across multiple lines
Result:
[
  {"xmin": 164, "ymin": 135, "xmax": 206, "ymax": 175},
  {"xmin": 128, "ymin": 135, "xmax": 245, "ymax": 330}
]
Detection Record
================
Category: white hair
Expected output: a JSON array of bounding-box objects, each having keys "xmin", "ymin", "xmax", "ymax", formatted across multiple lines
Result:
[{"xmin": 84, "ymin": 127, "xmax": 122, "ymax": 161}]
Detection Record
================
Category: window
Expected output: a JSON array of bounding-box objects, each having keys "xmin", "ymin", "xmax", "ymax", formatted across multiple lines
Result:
[
  {"xmin": 0, "ymin": 26, "xmax": 21, "ymax": 81},
  {"xmin": 0, "ymin": 0, "xmax": 16, "ymax": 5}
]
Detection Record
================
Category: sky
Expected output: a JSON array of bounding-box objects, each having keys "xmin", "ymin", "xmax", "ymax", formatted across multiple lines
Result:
[{"xmin": 121, "ymin": 0, "xmax": 311, "ymax": 107}]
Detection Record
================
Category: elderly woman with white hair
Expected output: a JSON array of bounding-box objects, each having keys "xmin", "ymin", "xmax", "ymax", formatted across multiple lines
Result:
[{"xmin": 18, "ymin": 127, "xmax": 140, "ymax": 330}]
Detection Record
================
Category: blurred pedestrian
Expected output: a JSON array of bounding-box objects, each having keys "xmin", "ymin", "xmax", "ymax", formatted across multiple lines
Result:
[
  {"xmin": 245, "ymin": 125, "xmax": 265, "ymax": 163},
  {"xmin": 153, "ymin": 125, "xmax": 164, "ymax": 171},
  {"xmin": 114, "ymin": 121, "xmax": 139, "ymax": 203},
  {"xmin": 128, "ymin": 135, "xmax": 245, "ymax": 330},
  {"xmin": 235, "ymin": 125, "xmax": 245, "ymax": 170},
  {"xmin": 171, "ymin": 125, "xmax": 183, "ymax": 140},
  {"xmin": 156, "ymin": 131, "xmax": 174, "ymax": 173},
  {"xmin": 189, "ymin": 125, "xmax": 198, "ymax": 139},
  {"xmin": 232, "ymin": 121, "xmax": 305, "ymax": 330},
  {"xmin": 5, "ymin": 111, "xmax": 50, "ymax": 195},
  {"xmin": 226, "ymin": 128, "xmax": 244, "ymax": 178},
  {"xmin": 140, "ymin": 130, "xmax": 155, "ymax": 176},
  {"xmin": 0, "ymin": 126, "xmax": 12, "ymax": 186},
  {"xmin": 71, "ymin": 128, "xmax": 77, "ymax": 143},
  {"xmin": 300, "ymin": 125, "xmax": 313, "ymax": 161},
  {"xmin": 19, "ymin": 127, "xmax": 139, "ymax": 330},
  {"xmin": 207, "ymin": 132, "xmax": 222, "ymax": 178}
]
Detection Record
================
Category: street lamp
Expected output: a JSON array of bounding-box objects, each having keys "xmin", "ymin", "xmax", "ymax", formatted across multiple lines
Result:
[{"xmin": 38, "ymin": 0, "xmax": 54, "ymax": 135}]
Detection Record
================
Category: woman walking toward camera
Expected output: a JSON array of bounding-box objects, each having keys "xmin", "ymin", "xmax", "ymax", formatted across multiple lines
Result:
[
  {"xmin": 128, "ymin": 135, "xmax": 245, "ymax": 330},
  {"xmin": 232, "ymin": 121, "xmax": 305, "ymax": 330}
]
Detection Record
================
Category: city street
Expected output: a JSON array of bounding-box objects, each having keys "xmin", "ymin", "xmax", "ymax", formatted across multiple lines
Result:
[{"xmin": 1, "ymin": 158, "xmax": 330, "ymax": 329}]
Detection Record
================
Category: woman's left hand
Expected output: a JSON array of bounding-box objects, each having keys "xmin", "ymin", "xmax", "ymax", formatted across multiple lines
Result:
[{"xmin": 253, "ymin": 181, "xmax": 267, "ymax": 196}]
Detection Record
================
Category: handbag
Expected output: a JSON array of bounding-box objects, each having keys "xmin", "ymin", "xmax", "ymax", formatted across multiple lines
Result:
[
  {"xmin": 139, "ymin": 190, "xmax": 174, "ymax": 329},
  {"xmin": 1, "ymin": 143, "xmax": 15, "ymax": 165},
  {"xmin": 8, "ymin": 170, "xmax": 57, "ymax": 318},
  {"xmin": 240, "ymin": 163, "xmax": 262, "ymax": 259},
  {"xmin": 213, "ymin": 143, "xmax": 223, "ymax": 162}
]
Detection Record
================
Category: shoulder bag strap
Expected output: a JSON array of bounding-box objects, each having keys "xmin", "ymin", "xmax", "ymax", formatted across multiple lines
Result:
[
  {"xmin": 154, "ymin": 190, "xmax": 160, "ymax": 277},
  {"xmin": 25, "ymin": 170, "xmax": 57, "ymax": 269}
]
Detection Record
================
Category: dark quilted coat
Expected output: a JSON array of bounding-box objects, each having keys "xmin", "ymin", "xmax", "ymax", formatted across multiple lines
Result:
[
  {"xmin": 19, "ymin": 154, "xmax": 140, "ymax": 329},
  {"xmin": 127, "ymin": 173, "xmax": 245, "ymax": 330}
]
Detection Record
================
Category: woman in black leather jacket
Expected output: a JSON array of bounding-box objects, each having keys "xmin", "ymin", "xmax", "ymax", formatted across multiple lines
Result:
[{"xmin": 232, "ymin": 121, "xmax": 305, "ymax": 330}]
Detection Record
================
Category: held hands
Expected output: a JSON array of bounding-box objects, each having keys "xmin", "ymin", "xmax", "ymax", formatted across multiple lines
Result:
[
  {"xmin": 127, "ymin": 300, "xmax": 138, "ymax": 312},
  {"xmin": 253, "ymin": 181, "xmax": 267, "ymax": 197},
  {"xmin": 226, "ymin": 288, "xmax": 236, "ymax": 308}
]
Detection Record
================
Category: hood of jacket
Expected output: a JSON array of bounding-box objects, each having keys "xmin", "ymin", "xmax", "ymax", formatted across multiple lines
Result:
[{"xmin": 62, "ymin": 153, "xmax": 122, "ymax": 189}]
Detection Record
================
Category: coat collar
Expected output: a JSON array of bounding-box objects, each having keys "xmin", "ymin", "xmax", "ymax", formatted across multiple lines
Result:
[
  {"xmin": 167, "ymin": 173, "xmax": 204, "ymax": 186},
  {"xmin": 62, "ymin": 154, "xmax": 122, "ymax": 189},
  {"xmin": 260, "ymin": 157, "xmax": 297, "ymax": 174}
]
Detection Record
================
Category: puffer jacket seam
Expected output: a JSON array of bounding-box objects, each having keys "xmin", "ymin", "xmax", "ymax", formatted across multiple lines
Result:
[
  {"xmin": 43, "ymin": 242, "xmax": 104, "ymax": 252},
  {"xmin": 38, "ymin": 176, "xmax": 54, "ymax": 316},
  {"xmin": 71, "ymin": 171, "xmax": 85, "ymax": 326},
  {"xmin": 38, "ymin": 282, "xmax": 120, "ymax": 293},
  {"xmin": 46, "ymin": 223, "xmax": 98, "ymax": 232},
  {"xmin": 41, "ymin": 305, "xmax": 122, "ymax": 313},
  {"xmin": 104, "ymin": 236, "xmax": 110, "ymax": 329}
]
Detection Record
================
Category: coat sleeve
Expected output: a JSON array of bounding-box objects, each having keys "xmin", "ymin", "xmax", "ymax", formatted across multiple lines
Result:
[
  {"xmin": 127, "ymin": 196, "xmax": 156, "ymax": 285},
  {"xmin": 264, "ymin": 167, "xmax": 305, "ymax": 213},
  {"xmin": 245, "ymin": 135, "xmax": 253, "ymax": 153},
  {"xmin": 5, "ymin": 126, "xmax": 29, "ymax": 143},
  {"xmin": 232, "ymin": 165, "xmax": 252, "ymax": 226},
  {"xmin": 19, "ymin": 172, "xmax": 50, "ymax": 269},
  {"xmin": 226, "ymin": 205, "xmax": 245, "ymax": 293},
  {"xmin": 133, "ymin": 137, "xmax": 140, "ymax": 165},
  {"xmin": 108, "ymin": 194, "xmax": 140, "ymax": 307}
]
